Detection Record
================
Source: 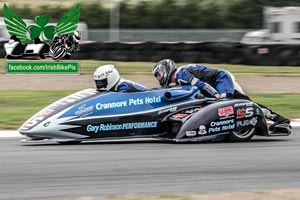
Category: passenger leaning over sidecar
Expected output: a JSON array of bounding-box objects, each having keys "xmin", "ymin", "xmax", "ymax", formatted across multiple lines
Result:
[
  {"xmin": 152, "ymin": 59, "xmax": 290, "ymax": 131},
  {"xmin": 93, "ymin": 64, "xmax": 149, "ymax": 93}
]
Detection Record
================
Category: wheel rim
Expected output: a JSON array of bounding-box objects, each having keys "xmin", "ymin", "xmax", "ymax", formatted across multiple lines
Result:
[{"xmin": 232, "ymin": 127, "xmax": 255, "ymax": 139}]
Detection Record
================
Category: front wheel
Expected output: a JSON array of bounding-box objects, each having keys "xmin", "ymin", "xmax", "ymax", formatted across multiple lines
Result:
[{"xmin": 227, "ymin": 127, "xmax": 256, "ymax": 142}]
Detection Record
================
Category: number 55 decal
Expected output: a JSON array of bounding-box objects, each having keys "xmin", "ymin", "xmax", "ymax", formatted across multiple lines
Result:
[{"xmin": 237, "ymin": 107, "xmax": 254, "ymax": 119}]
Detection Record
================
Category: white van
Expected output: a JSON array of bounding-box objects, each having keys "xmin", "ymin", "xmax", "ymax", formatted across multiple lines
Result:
[
  {"xmin": 240, "ymin": 29, "xmax": 271, "ymax": 43},
  {"xmin": 241, "ymin": 7, "xmax": 300, "ymax": 44}
]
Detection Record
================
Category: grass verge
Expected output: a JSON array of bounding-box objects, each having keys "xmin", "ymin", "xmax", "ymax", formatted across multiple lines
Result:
[
  {"xmin": 54, "ymin": 189, "xmax": 300, "ymax": 200},
  {"xmin": 0, "ymin": 90, "xmax": 75, "ymax": 129},
  {"xmin": 0, "ymin": 90, "xmax": 299, "ymax": 130},
  {"xmin": 58, "ymin": 61, "xmax": 300, "ymax": 76}
]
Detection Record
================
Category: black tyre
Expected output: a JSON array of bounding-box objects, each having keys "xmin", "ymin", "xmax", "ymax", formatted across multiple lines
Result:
[
  {"xmin": 52, "ymin": 47, "xmax": 67, "ymax": 60},
  {"xmin": 39, "ymin": 45, "xmax": 49, "ymax": 59},
  {"xmin": 58, "ymin": 140, "xmax": 81, "ymax": 145},
  {"xmin": 39, "ymin": 53, "xmax": 46, "ymax": 59},
  {"xmin": 227, "ymin": 127, "xmax": 256, "ymax": 142}
]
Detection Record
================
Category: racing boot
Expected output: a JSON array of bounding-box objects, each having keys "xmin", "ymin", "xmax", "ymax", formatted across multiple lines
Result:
[
  {"xmin": 261, "ymin": 108, "xmax": 290, "ymax": 131},
  {"xmin": 219, "ymin": 93, "xmax": 234, "ymax": 100},
  {"xmin": 269, "ymin": 115, "xmax": 291, "ymax": 132}
]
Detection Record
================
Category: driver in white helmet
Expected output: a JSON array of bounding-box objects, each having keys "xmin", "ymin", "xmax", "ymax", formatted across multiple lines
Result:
[{"xmin": 93, "ymin": 64, "xmax": 149, "ymax": 92}]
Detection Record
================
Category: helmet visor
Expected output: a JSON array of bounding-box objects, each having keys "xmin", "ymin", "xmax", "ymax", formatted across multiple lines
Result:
[
  {"xmin": 153, "ymin": 65, "xmax": 166, "ymax": 86},
  {"xmin": 154, "ymin": 70, "xmax": 163, "ymax": 81},
  {"xmin": 95, "ymin": 78, "xmax": 108, "ymax": 90}
]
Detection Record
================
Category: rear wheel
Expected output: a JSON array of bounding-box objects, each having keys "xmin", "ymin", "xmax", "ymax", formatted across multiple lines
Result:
[
  {"xmin": 227, "ymin": 127, "xmax": 256, "ymax": 142},
  {"xmin": 52, "ymin": 47, "xmax": 67, "ymax": 60}
]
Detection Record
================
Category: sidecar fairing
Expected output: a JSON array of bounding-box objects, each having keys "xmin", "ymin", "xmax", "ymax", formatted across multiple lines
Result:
[{"xmin": 19, "ymin": 86, "xmax": 290, "ymax": 144}]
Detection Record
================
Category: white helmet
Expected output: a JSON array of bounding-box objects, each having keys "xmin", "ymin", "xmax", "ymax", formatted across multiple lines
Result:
[
  {"xmin": 72, "ymin": 30, "xmax": 81, "ymax": 42},
  {"xmin": 93, "ymin": 64, "xmax": 120, "ymax": 90}
]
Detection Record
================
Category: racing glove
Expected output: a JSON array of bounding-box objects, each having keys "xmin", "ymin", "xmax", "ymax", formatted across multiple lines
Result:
[{"xmin": 202, "ymin": 83, "xmax": 219, "ymax": 98}]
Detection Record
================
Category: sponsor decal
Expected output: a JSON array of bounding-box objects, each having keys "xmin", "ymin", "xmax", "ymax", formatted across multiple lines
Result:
[
  {"xmin": 95, "ymin": 96, "xmax": 162, "ymax": 110},
  {"xmin": 145, "ymin": 96, "xmax": 161, "ymax": 104},
  {"xmin": 186, "ymin": 131, "xmax": 197, "ymax": 137},
  {"xmin": 158, "ymin": 106, "xmax": 177, "ymax": 115},
  {"xmin": 234, "ymin": 102, "xmax": 253, "ymax": 107},
  {"xmin": 41, "ymin": 108, "xmax": 54, "ymax": 116},
  {"xmin": 236, "ymin": 109, "xmax": 245, "ymax": 119},
  {"xmin": 218, "ymin": 106, "xmax": 234, "ymax": 117},
  {"xmin": 129, "ymin": 97, "xmax": 144, "ymax": 105},
  {"xmin": 21, "ymin": 116, "xmax": 45, "ymax": 130},
  {"xmin": 86, "ymin": 121, "xmax": 158, "ymax": 133},
  {"xmin": 219, "ymin": 114, "xmax": 234, "ymax": 120},
  {"xmin": 171, "ymin": 113, "xmax": 188, "ymax": 119},
  {"xmin": 87, "ymin": 124, "xmax": 100, "ymax": 133},
  {"xmin": 50, "ymin": 89, "xmax": 97, "ymax": 109},
  {"xmin": 236, "ymin": 117, "xmax": 258, "ymax": 127},
  {"xmin": 209, "ymin": 119, "xmax": 235, "ymax": 133},
  {"xmin": 94, "ymin": 69, "xmax": 113, "ymax": 80},
  {"xmin": 96, "ymin": 100, "xmax": 127, "ymax": 110},
  {"xmin": 236, "ymin": 107, "xmax": 254, "ymax": 119},
  {"xmin": 250, "ymin": 117, "xmax": 258, "ymax": 126},
  {"xmin": 75, "ymin": 104, "xmax": 94, "ymax": 117},
  {"xmin": 210, "ymin": 119, "xmax": 235, "ymax": 127},
  {"xmin": 43, "ymin": 121, "xmax": 50, "ymax": 127},
  {"xmin": 256, "ymin": 108, "xmax": 261, "ymax": 115},
  {"xmin": 198, "ymin": 125, "xmax": 207, "ymax": 135},
  {"xmin": 185, "ymin": 107, "xmax": 201, "ymax": 114}
]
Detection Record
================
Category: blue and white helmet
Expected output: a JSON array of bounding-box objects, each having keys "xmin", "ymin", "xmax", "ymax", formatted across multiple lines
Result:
[{"xmin": 152, "ymin": 59, "xmax": 177, "ymax": 87}]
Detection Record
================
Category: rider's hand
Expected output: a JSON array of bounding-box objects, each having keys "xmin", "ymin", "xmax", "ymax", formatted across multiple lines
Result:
[{"xmin": 214, "ymin": 94, "xmax": 221, "ymax": 99}]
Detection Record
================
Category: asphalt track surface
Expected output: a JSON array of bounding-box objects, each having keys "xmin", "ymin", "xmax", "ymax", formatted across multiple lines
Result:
[{"xmin": 0, "ymin": 129, "xmax": 300, "ymax": 200}]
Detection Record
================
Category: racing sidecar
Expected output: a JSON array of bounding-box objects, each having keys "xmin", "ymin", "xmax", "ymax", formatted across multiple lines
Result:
[
  {"xmin": 19, "ymin": 86, "xmax": 291, "ymax": 144},
  {"xmin": 4, "ymin": 37, "xmax": 48, "ymax": 59}
]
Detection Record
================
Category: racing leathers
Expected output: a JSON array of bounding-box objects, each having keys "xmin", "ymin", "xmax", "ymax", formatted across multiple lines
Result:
[
  {"xmin": 174, "ymin": 64, "xmax": 290, "ymax": 130},
  {"xmin": 113, "ymin": 78, "xmax": 149, "ymax": 92},
  {"xmin": 175, "ymin": 64, "xmax": 234, "ymax": 98}
]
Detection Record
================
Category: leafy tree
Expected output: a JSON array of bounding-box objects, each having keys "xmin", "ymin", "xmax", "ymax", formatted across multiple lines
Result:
[
  {"xmin": 263, "ymin": 0, "xmax": 300, "ymax": 6},
  {"xmin": 80, "ymin": 3, "xmax": 109, "ymax": 28},
  {"xmin": 4, "ymin": 0, "xmax": 300, "ymax": 29},
  {"xmin": 150, "ymin": 0, "xmax": 182, "ymax": 28},
  {"xmin": 119, "ymin": 1, "xmax": 134, "ymax": 28},
  {"xmin": 180, "ymin": 0, "xmax": 203, "ymax": 28},
  {"xmin": 131, "ymin": 1, "xmax": 155, "ymax": 28},
  {"xmin": 224, "ymin": 0, "xmax": 264, "ymax": 28},
  {"xmin": 200, "ymin": 0, "xmax": 225, "ymax": 28}
]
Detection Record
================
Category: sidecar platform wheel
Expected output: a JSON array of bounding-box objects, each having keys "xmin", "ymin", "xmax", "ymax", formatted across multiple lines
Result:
[{"xmin": 227, "ymin": 127, "xmax": 256, "ymax": 142}]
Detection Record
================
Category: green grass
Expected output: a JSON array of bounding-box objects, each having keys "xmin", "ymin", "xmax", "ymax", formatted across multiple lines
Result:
[
  {"xmin": 0, "ymin": 90, "xmax": 75, "ymax": 129},
  {"xmin": 250, "ymin": 94, "xmax": 300, "ymax": 118},
  {"xmin": 78, "ymin": 61, "xmax": 300, "ymax": 76},
  {"xmin": 0, "ymin": 91, "xmax": 299, "ymax": 130}
]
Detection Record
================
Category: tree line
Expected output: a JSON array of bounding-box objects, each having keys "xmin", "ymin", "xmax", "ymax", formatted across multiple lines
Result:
[{"xmin": 2, "ymin": 0, "xmax": 300, "ymax": 29}]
